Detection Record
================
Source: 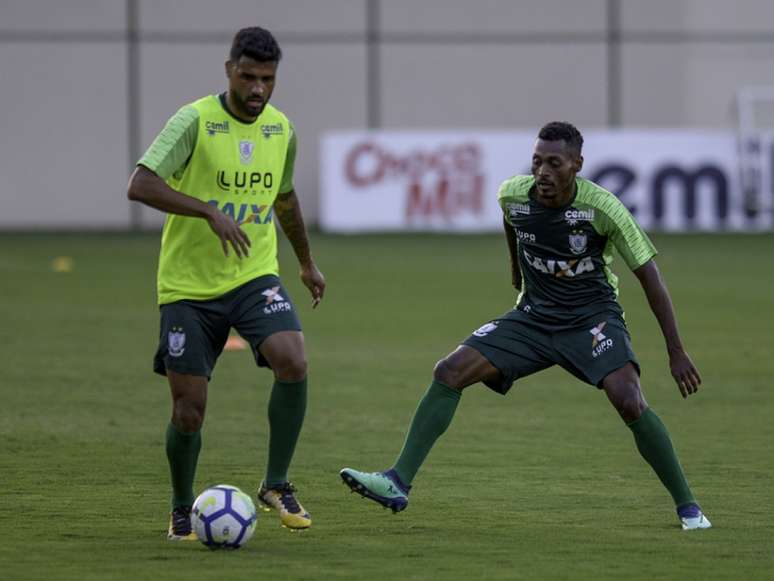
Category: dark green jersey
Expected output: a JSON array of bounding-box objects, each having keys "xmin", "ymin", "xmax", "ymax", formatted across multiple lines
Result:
[{"xmin": 499, "ymin": 175, "xmax": 656, "ymax": 323}]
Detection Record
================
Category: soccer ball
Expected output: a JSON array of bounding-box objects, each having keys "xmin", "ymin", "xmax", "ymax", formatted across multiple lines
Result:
[{"xmin": 191, "ymin": 484, "xmax": 257, "ymax": 549}]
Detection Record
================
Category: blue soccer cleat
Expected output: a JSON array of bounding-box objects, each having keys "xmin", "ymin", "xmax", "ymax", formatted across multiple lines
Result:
[
  {"xmin": 167, "ymin": 505, "xmax": 198, "ymax": 541},
  {"xmin": 677, "ymin": 502, "xmax": 712, "ymax": 530},
  {"xmin": 340, "ymin": 468, "xmax": 410, "ymax": 513},
  {"xmin": 257, "ymin": 481, "xmax": 312, "ymax": 529}
]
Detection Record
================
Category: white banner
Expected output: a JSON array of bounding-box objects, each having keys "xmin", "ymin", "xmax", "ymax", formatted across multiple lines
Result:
[{"xmin": 320, "ymin": 130, "xmax": 774, "ymax": 232}]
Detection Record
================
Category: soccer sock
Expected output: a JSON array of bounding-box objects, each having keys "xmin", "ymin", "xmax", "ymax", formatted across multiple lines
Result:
[
  {"xmin": 627, "ymin": 408, "xmax": 695, "ymax": 507},
  {"xmin": 264, "ymin": 377, "xmax": 308, "ymax": 488},
  {"xmin": 392, "ymin": 380, "xmax": 462, "ymax": 486},
  {"xmin": 166, "ymin": 422, "xmax": 202, "ymax": 509}
]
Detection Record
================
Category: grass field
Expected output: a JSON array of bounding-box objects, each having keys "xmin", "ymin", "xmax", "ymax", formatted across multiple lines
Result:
[{"xmin": 1, "ymin": 232, "xmax": 772, "ymax": 580}]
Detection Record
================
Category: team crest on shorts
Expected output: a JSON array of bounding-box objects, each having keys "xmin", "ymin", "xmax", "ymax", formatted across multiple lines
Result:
[
  {"xmin": 239, "ymin": 140, "xmax": 255, "ymax": 165},
  {"xmin": 168, "ymin": 327, "xmax": 186, "ymax": 357},
  {"xmin": 569, "ymin": 230, "xmax": 588, "ymax": 255}
]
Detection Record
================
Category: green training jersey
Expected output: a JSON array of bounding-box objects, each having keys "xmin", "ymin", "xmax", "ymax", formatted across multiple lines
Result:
[
  {"xmin": 498, "ymin": 175, "xmax": 656, "ymax": 323},
  {"xmin": 138, "ymin": 94, "xmax": 296, "ymax": 304}
]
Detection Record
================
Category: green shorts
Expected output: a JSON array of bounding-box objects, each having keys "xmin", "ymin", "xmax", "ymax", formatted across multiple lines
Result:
[
  {"xmin": 153, "ymin": 275, "xmax": 302, "ymax": 379},
  {"xmin": 462, "ymin": 307, "xmax": 639, "ymax": 394}
]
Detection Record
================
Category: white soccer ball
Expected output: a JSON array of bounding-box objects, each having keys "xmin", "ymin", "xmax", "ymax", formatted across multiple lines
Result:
[{"xmin": 191, "ymin": 484, "xmax": 257, "ymax": 549}]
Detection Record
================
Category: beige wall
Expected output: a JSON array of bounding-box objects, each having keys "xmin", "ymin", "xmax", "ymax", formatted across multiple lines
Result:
[{"xmin": 2, "ymin": 0, "xmax": 774, "ymax": 227}]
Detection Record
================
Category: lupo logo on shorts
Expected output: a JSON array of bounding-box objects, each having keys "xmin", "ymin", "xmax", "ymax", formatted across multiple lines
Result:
[
  {"xmin": 262, "ymin": 286, "xmax": 292, "ymax": 314},
  {"xmin": 590, "ymin": 321, "xmax": 613, "ymax": 358}
]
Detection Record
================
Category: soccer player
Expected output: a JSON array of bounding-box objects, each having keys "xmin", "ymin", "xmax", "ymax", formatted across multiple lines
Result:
[
  {"xmin": 127, "ymin": 27, "xmax": 325, "ymax": 539},
  {"xmin": 341, "ymin": 122, "xmax": 711, "ymax": 531}
]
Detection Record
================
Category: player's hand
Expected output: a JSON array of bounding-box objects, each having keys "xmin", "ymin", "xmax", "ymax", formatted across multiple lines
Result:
[
  {"xmin": 668, "ymin": 348, "xmax": 702, "ymax": 398},
  {"xmin": 206, "ymin": 207, "xmax": 251, "ymax": 258},
  {"xmin": 300, "ymin": 262, "xmax": 325, "ymax": 308}
]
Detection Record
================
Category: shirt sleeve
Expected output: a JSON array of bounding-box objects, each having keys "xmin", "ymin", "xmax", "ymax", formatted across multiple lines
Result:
[
  {"xmin": 137, "ymin": 105, "xmax": 199, "ymax": 180},
  {"xmin": 596, "ymin": 196, "xmax": 657, "ymax": 270},
  {"xmin": 278, "ymin": 122, "xmax": 297, "ymax": 194}
]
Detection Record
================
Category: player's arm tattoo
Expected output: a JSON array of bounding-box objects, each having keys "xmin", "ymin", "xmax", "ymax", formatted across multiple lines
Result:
[
  {"xmin": 274, "ymin": 189, "xmax": 313, "ymax": 265},
  {"xmin": 503, "ymin": 217, "xmax": 521, "ymax": 290}
]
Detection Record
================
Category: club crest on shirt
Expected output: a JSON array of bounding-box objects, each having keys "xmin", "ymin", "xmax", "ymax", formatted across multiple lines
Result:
[
  {"xmin": 239, "ymin": 140, "xmax": 255, "ymax": 165},
  {"xmin": 168, "ymin": 327, "xmax": 186, "ymax": 357},
  {"xmin": 568, "ymin": 230, "xmax": 588, "ymax": 255}
]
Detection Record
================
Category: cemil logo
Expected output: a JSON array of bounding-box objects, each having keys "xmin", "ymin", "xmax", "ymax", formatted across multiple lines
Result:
[
  {"xmin": 590, "ymin": 321, "xmax": 614, "ymax": 358},
  {"xmin": 506, "ymin": 202, "xmax": 531, "ymax": 218},
  {"xmin": 565, "ymin": 208, "xmax": 594, "ymax": 225},
  {"xmin": 205, "ymin": 120, "xmax": 230, "ymax": 136},
  {"xmin": 261, "ymin": 123, "xmax": 284, "ymax": 139}
]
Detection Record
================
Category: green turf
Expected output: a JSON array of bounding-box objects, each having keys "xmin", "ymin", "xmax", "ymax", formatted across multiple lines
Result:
[{"xmin": 1, "ymin": 232, "xmax": 772, "ymax": 580}]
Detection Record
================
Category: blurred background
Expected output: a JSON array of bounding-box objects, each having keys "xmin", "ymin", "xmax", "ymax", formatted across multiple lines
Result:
[
  {"xmin": 2, "ymin": 0, "xmax": 774, "ymax": 232},
  {"xmin": 3, "ymin": 4, "xmax": 774, "ymax": 577}
]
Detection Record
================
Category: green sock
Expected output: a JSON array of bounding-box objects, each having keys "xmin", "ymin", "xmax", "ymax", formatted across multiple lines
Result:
[
  {"xmin": 627, "ymin": 408, "xmax": 695, "ymax": 507},
  {"xmin": 166, "ymin": 422, "xmax": 201, "ymax": 509},
  {"xmin": 392, "ymin": 381, "xmax": 462, "ymax": 485},
  {"xmin": 265, "ymin": 378, "xmax": 308, "ymax": 488}
]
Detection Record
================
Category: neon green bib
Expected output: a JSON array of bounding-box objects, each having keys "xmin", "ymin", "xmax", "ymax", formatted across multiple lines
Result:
[{"xmin": 157, "ymin": 96, "xmax": 291, "ymax": 304}]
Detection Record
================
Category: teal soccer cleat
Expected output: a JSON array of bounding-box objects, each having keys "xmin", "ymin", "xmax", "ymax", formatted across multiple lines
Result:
[{"xmin": 340, "ymin": 468, "xmax": 410, "ymax": 513}]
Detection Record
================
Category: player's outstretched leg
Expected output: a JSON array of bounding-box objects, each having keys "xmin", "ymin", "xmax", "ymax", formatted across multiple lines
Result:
[
  {"xmin": 341, "ymin": 379, "xmax": 462, "ymax": 512},
  {"xmin": 341, "ymin": 347, "xmax": 497, "ymax": 512},
  {"xmin": 603, "ymin": 365, "xmax": 711, "ymax": 530},
  {"xmin": 340, "ymin": 468, "xmax": 411, "ymax": 512}
]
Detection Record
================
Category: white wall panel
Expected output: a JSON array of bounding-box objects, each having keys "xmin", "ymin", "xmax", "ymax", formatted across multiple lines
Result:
[
  {"xmin": 622, "ymin": 43, "xmax": 774, "ymax": 127},
  {"xmin": 0, "ymin": 0, "xmax": 125, "ymax": 31},
  {"xmin": 381, "ymin": 44, "xmax": 608, "ymax": 129},
  {"xmin": 382, "ymin": 0, "xmax": 606, "ymax": 33},
  {"xmin": 0, "ymin": 43, "xmax": 129, "ymax": 227},
  {"xmin": 622, "ymin": 0, "xmax": 774, "ymax": 33},
  {"xmin": 139, "ymin": 0, "xmax": 365, "ymax": 33}
]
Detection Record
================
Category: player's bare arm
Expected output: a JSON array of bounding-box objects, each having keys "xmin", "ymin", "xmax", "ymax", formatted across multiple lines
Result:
[
  {"xmin": 273, "ymin": 189, "xmax": 326, "ymax": 307},
  {"xmin": 633, "ymin": 259, "xmax": 702, "ymax": 398},
  {"xmin": 127, "ymin": 166, "xmax": 251, "ymax": 259},
  {"xmin": 502, "ymin": 217, "xmax": 521, "ymax": 290}
]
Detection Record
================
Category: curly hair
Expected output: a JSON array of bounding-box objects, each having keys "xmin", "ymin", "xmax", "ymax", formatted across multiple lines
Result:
[
  {"xmin": 229, "ymin": 27, "xmax": 282, "ymax": 63},
  {"xmin": 538, "ymin": 121, "xmax": 583, "ymax": 155}
]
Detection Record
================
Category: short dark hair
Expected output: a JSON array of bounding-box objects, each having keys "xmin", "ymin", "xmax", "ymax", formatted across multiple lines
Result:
[
  {"xmin": 230, "ymin": 27, "xmax": 282, "ymax": 63},
  {"xmin": 538, "ymin": 121, "xmax": 583, "ymax": 155}
]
